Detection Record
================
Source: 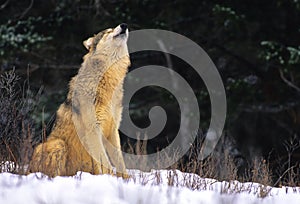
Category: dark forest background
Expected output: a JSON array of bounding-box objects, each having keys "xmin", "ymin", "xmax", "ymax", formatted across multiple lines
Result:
[{"xmin": 1, "ymin": 0, "xmax": 300, "ymax": 184}]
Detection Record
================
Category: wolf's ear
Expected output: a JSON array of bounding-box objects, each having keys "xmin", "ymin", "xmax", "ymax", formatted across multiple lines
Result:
[{"xmin": 83, "ymin": 37, "xmax": 94, "ymax": 50}]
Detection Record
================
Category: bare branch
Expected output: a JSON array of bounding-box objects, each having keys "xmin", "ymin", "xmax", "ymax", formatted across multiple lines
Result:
[
  {"xmin": 18, "ymin": 0, "xmax": 34, "ymax": 19},
  {"xmin": 0, "ymin": 64, "xmax": 79, "ymax": 76},
  {"xmin": 279, "ymin": 69, "xmax": 300, "ymax": 93},
  {"xmin": 156, "ymin": 39, "xmax": 177, "ymax": 89},
  {"xmin": 239, "ymin": 101, "xmax": 300, "ymax": 113},
  {"xmin": 0, "ymin": 0, "xmax": 10, "ymax": 10}
]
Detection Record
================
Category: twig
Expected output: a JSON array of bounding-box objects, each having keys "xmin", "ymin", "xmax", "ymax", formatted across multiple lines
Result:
[
  {"xmin": 279, "ymin": 69, "xmax": 300, "ymax": 93},
  {"xmin": 273, "ymin": 164, "xmax": 298, "ymax": 187},
  {"xmin": 3, "ymin": 140, "xmax": 18, "ymax": 165},
  {"xmin": 18, "ymin": 0, "xmax": 34, "ymax": 19},
  {"xmin": 0, "ymin": 0, "xmax": 10, "ymax": 10},
  {"xmin": 239, "ymin": 101, "xmax": 300, "ymax": 113}
]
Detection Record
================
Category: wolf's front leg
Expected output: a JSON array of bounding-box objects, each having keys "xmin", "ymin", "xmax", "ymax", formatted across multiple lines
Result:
[
  {"xmin": 105, "ymin": 128, "xmax": 129, "ymax": 178},
  {"xmin": 83, "ymin": 126, "xmax": 114, "ymax": 175},
  {"xmin": 72, "ymin": 97, "xmax": 114, "ymax": 176}
]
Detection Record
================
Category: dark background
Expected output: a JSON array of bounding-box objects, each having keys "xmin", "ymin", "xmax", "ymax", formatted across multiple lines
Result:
[{"xmin": 1, "ymin": 0, "xmax": 300, "ymax": 182}]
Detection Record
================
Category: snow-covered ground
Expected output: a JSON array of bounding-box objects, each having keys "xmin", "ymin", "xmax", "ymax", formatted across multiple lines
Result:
[{"xmin": 0, "ymin": 169, "xmax": 300, "ymax": 204}]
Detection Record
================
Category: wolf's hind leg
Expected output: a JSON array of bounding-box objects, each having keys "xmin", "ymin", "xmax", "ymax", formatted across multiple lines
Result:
[{"xmin": 30, "ymin": 138, "xmax": 67, "ymax": 177}]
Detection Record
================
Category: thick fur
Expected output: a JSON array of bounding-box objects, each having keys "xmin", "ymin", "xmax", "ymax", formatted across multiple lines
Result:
[{"xmin": 30, "ymin": 25, "xmax": 130, "ymax": 178}]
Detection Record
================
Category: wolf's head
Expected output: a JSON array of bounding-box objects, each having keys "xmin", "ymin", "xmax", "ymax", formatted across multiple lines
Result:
[{"xmin": 83, "ymin": 23, "xmax": 129, "ymax": 62}]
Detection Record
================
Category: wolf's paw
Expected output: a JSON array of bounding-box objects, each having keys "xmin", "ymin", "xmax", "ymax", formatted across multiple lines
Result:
[
  {"xmin": 100, "ymin": 165, "xmax": 114, "ymax": 176},
  {"xmin": 116, "ymin": 171, "xmax": 131, "ymax": 179}
]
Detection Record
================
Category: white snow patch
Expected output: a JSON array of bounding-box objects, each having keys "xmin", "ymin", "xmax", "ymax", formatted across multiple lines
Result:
[{"xmin": 0, "ymin": 169, "xmax": 299, "ymax": 204}]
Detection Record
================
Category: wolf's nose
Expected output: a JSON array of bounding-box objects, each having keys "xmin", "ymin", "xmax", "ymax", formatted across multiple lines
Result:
[{"xmin": 120, "ymin": 23, "xmax": 127, "ymax": 34}]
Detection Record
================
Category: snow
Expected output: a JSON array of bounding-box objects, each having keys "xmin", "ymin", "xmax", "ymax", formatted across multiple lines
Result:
[{"xmin": 0, "ymin": 169, "xmax": 300, "ymax": 204}]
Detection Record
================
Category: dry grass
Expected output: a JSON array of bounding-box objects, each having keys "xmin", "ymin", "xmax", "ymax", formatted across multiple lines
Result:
[
  {"xmin": 123, "ymin": 132, "xmax": 300, "ymax": 194},
  {"xmin": 0, "ymin": 68, "xmax": 37, "ymax": 174}
]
